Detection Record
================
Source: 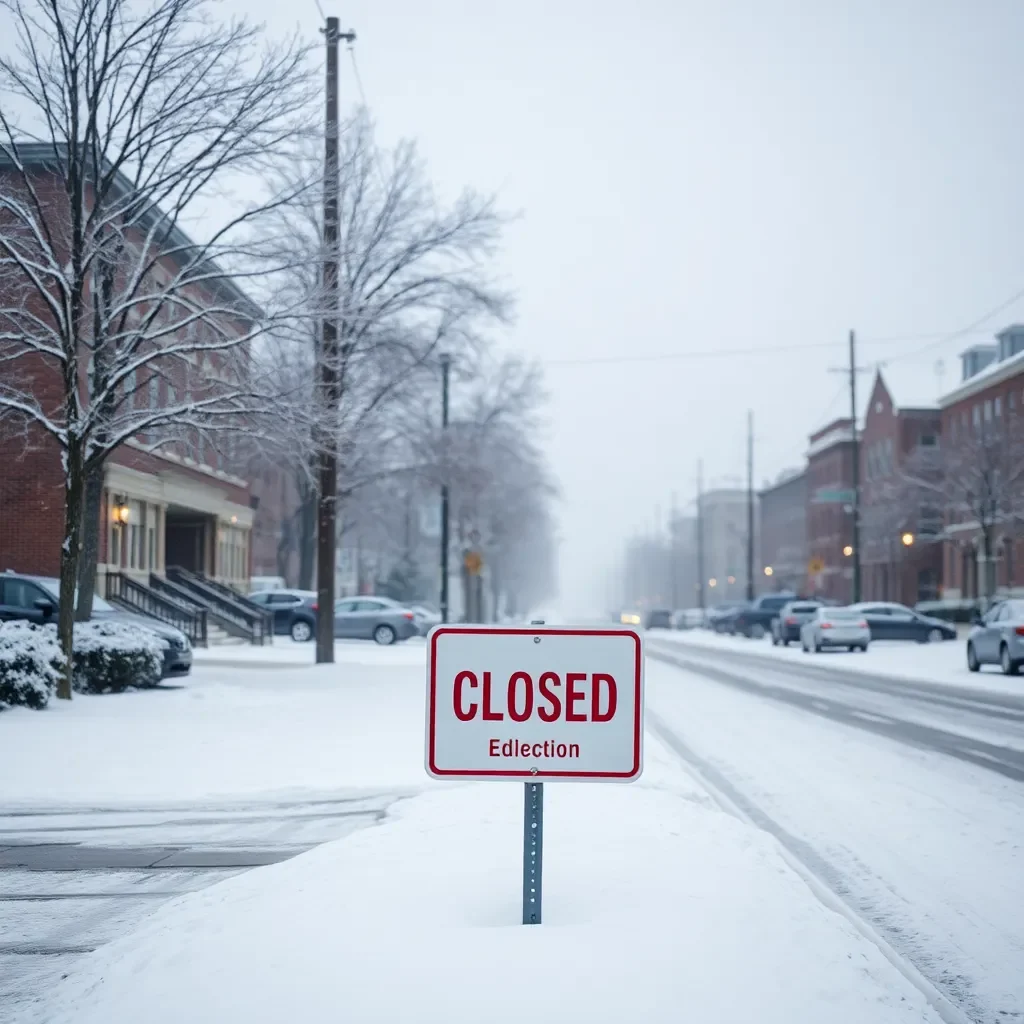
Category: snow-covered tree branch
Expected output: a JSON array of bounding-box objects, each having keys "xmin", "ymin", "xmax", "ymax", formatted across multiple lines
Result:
[{"xmin": 0, "ymin": 0, "xmax": 316, "ymax": 697}]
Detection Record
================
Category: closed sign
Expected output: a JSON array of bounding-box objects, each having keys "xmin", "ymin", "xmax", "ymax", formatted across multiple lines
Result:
[{"xmin": 425, "ymin": 626, "xmax": 644, "ymax": 781}]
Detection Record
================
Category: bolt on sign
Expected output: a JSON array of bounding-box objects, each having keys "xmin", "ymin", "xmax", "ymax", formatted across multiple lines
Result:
[{"xmin": 425, "ymin": 625, "xmax": 644, "ymax": 781}]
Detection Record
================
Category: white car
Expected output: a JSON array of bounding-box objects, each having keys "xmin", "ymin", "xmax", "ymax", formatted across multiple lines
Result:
[
  {"xmin": 410, "ymin": 604, "xmax": 442, "ymax": 636},
  {"xmin": 671, "ymin": 608, "xmax": 704, "ymax": 630},
  {"xmin": 800, "ymin": 606, "xmax": 871, "ymax": 653}
]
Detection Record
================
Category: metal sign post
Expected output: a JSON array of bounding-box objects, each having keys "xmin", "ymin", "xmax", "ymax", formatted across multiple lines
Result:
[
  {"xmin": 523, "ymin": 779, "xmax": 543, "ymax": 924},
  {"xmin": 523, "ymin": 618, "xmax": 545, "ymax": 925}
]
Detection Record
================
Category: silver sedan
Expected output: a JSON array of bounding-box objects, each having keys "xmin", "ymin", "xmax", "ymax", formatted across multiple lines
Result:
[
  {"xmin": 800, "ymin": 607, "xmax": 871, "ymax": 653},
  {"xmin": 967, "ymin": 599, "xmax": 1024, "ymax": 675}
]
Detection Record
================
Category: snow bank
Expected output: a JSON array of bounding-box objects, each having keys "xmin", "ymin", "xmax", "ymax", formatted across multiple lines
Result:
[{"xmin": 19, "ymin": 781, "xmax": 941, "ymax": 1024}]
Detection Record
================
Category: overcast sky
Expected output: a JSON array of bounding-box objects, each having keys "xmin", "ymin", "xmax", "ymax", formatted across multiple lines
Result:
[
  {"xmin": 307, "ymin": 0, "xmax": 1024, "ymax": 615},
  {"xmin": 15, "ymin": 0, "xmax": 1024, "ymax": 614}
]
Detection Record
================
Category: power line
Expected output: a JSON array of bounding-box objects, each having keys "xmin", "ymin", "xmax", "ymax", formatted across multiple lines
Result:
[{"xmin": 875, "ymin": 283, "xmax": 1024, "ymax": 365}]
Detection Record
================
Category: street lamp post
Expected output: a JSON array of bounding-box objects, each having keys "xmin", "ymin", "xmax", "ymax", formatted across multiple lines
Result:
[{"xmin": 439, "ymin": 354, "xmax": 451, "ymax": 623}]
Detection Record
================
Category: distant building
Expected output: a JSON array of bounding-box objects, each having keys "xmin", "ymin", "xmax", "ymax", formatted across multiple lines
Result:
[
  {"xmin": 859, "ymin": 369, "xmax": 942, "ymax": 604},
  {"xmin": 699, "ymin": 487, "xmax": 753, "ymax": 602},
  {"xmin": 758, "ymin": 469, "xmax": 806, "ymax": 594},
  {"xmin": 805, "ymin": 418, "xmax": 857, "ymax": 603}
]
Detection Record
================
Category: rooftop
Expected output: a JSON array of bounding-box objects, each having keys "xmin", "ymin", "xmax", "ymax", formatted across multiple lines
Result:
[{"xmin": 872, "ymin": 362, "xmax": 943, "ymax": 413}]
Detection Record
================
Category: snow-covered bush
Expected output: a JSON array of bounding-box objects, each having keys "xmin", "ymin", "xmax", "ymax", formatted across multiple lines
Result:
[
  {"xmin": 71, "ymin": 621, "xmax": 166, "ymax": 694},
  {"xmin": 0, "ymin": 621, "xmax": 65, "ymax": 710}
]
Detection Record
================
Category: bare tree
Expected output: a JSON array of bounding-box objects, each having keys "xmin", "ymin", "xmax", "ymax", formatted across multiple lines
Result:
[
  {"xmin": 904, "ymin": 408, "xmax": 1024, "ymax": 600},
  {"xmin": 263, "ymin": 118, "xmax": 511, "ymax": 657},
  {"xmin": 0, "ymin": 0, "xmax": 314, "ymax": 697}
]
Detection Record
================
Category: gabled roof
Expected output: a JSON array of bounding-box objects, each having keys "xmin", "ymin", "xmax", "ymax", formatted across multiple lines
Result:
[{"xmin": 871, "ymin": 363, "xmax": 942, "ymax": 414}]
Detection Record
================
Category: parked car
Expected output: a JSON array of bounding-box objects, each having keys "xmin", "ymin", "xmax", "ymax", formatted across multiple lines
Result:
[
  {"xmin": 851, "ymin": 602, "xmax": 956, "ymax": 643},
  {"xmin": 248, "ymin": 589, "xmax": 318, "ymax": 642},
  {"xmin": 967, "ymin": 599, "xmax": 1024, "ymax": 675},
  {"xmin": 0, "ymin": 572, "xmax": 192, "ymax": 677},
  {"xmin": 707, "ymin": 602, "xmax": 747, "ymax": 633},
  {"xmin": 771, "ymin": 600, "xmax": 823, "ymax": 646},
  {"xmin": 733, "ymin": 593, "xmax": 798, "ymax": 639},
  {"xmin": 410, "ymin": 604, "xmax": 442, "ymax": 636},
  {"xmin": 333, "ymin": 596, "xmax": 418, "ymax": 645},
  {"xmin": 671, "ymin": 608, "xmax": 704, "ymax": 630},
  {"xmin": 800, "ymin": 606, "xmax": 871, "ymax": 653},
  {"xmin": 249, "ymin": 576, "xmax": 286, "ymax": 594},
  {"xmin": 644, "ymin": 608, "xmax": 673, "ymax": 630}
]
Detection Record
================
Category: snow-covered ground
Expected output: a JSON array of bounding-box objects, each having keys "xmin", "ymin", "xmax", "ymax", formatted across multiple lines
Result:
[
  {"xmin": 16, "ymin": 746, "xmax": 945, "ymax": 1024},
  {"xmin": 3, "ymin": 640, "xmax": 964, "ymax": 1023},
  {"xmin": 646, "ymin": 657, "xmax": 1024, "ymax": 1023},
  {"xmin": 651, "ymin": 627, "xmax": 1024, "ymax": 697},
  {"xmin": 0, "ymin": 647, "xmax": 426, "ymax": 810}
]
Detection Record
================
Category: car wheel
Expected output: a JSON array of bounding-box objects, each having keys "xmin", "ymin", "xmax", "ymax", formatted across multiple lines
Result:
[
  {"xmin": 967, "ymin": 642, "xmax": 980, "ymax": 673},
  {"xmin": 814, "ymin": 641, "xmax": 822, "ymax": 653},
  {"xmin": 1000, "ymin": 644, "xmax": 1019, "ymax": 676},
  {"xmin": 781, "ymin": 639, "xmax": 789, "ymax": 647},
  {"xmin": 374, "ymin": 624, "xmax": 397, "ymax": 646},
  {"xmin": 861, "ymin": 644, "xmax": 869, "ymax": 653},
  {"xmin": 751, "ymin": 624, "xmax": 765, "ymax": 640},
  {"xmin": 927, "ymin": 627, "xmax": 944, "ymax": 644},
  {"xmin": 290, "ymin": 619, "xmax": 313, "ymax": 643}
]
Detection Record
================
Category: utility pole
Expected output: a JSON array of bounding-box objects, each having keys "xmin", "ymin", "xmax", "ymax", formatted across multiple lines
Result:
[
  {"xmin": 439, "ymin": 353, "xmax": 452, "ymax": 622},
  {"xmin": 315, "ymin": 16, "xmax": 356, "ymax": 665},
  {"xmin": 746, "ymin": 410, "xmax": 755, "ymax": 601},
  {"xmin": 696, "ymin": 460, "xmax": 706, "ymax": 612},
  {"xmin": 849, "ymin": 329, "xmax": 862, "ymax": 603}
]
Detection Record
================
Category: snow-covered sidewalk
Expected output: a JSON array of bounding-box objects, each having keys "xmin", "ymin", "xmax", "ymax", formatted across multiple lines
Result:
[
  {"xmin": 4, "ymin": 641, "xmax": 953, "ymax": 1023},
  {"xmin": 18, "ymin": 754, "xmax": 944, "ymax": 1024},
  {"xmin": 650, "ymin": 627, "xmax": 1024, "ymax": 698}
]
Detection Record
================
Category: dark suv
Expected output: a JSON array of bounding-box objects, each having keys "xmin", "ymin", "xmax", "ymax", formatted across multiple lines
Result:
[
  {"xmin": 0, "ymin": 572, "xmax": 192, "ymax": 677},
  {"xmin": 248, "ymin": 589, "xmax": 318, "ymax": 642},
  {"xmin": 732, "ymin": 593, "xmax": 798, "ymax": 639}
]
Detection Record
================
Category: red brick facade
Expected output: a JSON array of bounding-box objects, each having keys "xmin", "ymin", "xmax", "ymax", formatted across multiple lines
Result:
[
  {"xmin": 939, "ymin": 347, "xmax": 1024, "ymax": 599},
  {"xmin": 859, "ymin": 372, "xmax": 942, "ymax": 604},
  {"xmin": 0, "ymin": 158, "xmax": 259, "ymax": 590},
  {"xmin": 805, "ymin": 418, "xmax": 856, "ymax": 603}
]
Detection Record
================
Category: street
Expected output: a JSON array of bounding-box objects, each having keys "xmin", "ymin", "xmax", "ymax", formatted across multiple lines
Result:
[{"xmin": 645, "ymin": 636, "xmax": 1024, "ymax": 1024}]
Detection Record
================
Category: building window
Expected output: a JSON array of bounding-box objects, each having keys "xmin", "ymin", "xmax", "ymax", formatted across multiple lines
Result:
[
  {"xmin": 995, "ymin": 396, "xmax": 1002, "ymax": 418},
  {"xmin": 984, "ymin": 399, "xmax": 992, "ymax": 422},
  {"xmin": 148, "ymin": 527, "xmax": 156, "ymax": 572},
  {"xmin": 149, "ymin": 376, "xmax": 160, "ymax": 409},
  {"xmin": 920, "ymin": 433, "xmax": 937, "ymax": 447},
  {"xmin": 973, "ymin": 404, "xmax": 981, "ymax": 428}
]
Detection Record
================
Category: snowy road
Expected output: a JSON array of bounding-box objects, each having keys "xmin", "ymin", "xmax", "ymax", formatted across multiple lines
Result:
[
  {"xmin": 647, "ymin": 638, "xmax": 1024, "ymax": 780},
  {"xmin": 645, "ymin": 646, "xmax": 1024, "ymax": 1024},
  {"xmin": 0, "ymin": 795, "xmax": 395, "ymax": 1023}
]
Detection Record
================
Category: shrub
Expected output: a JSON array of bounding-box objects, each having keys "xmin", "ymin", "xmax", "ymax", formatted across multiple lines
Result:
[
  {"xmin": 0, "ymin": 621, "xmax": 65, "ymax": 710},
  {"xmin": 71, "ymin": 621, "xmax": 166, "ymax": 694}
]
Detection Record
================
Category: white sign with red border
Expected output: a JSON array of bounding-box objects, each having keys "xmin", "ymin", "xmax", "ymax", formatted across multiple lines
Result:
[{"xmin": 425, "ymin": 625, "xmax": 644, "ymax": 782}]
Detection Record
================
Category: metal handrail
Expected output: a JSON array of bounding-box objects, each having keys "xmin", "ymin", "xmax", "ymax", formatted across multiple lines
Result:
[
  {"xmin": 105, "ymin": 572, "xmax": 208, "ymax": 646},
  {"xmin": 166, "ymin": 566, "xmax": 272, "ymax": 645}
]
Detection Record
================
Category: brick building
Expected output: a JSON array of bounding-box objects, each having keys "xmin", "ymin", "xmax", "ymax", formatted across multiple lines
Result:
[
  {"xmin": 859, "ymin": 369, "xmax": 943, "ymax": 604},
  {"xmin": 0, "ymin": 146, "xmax": 259, "ymax": 592},
  {"xmin": 805, "ymin": 418, "xmax": 856, "ymax": 603},
  {"xmin": 938, "ymin": 327, "xmax": 1024, "ymax": 599},
  {"xmin": 758, "ymin": 468, "xmax": 807, "ymax": 593}
]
